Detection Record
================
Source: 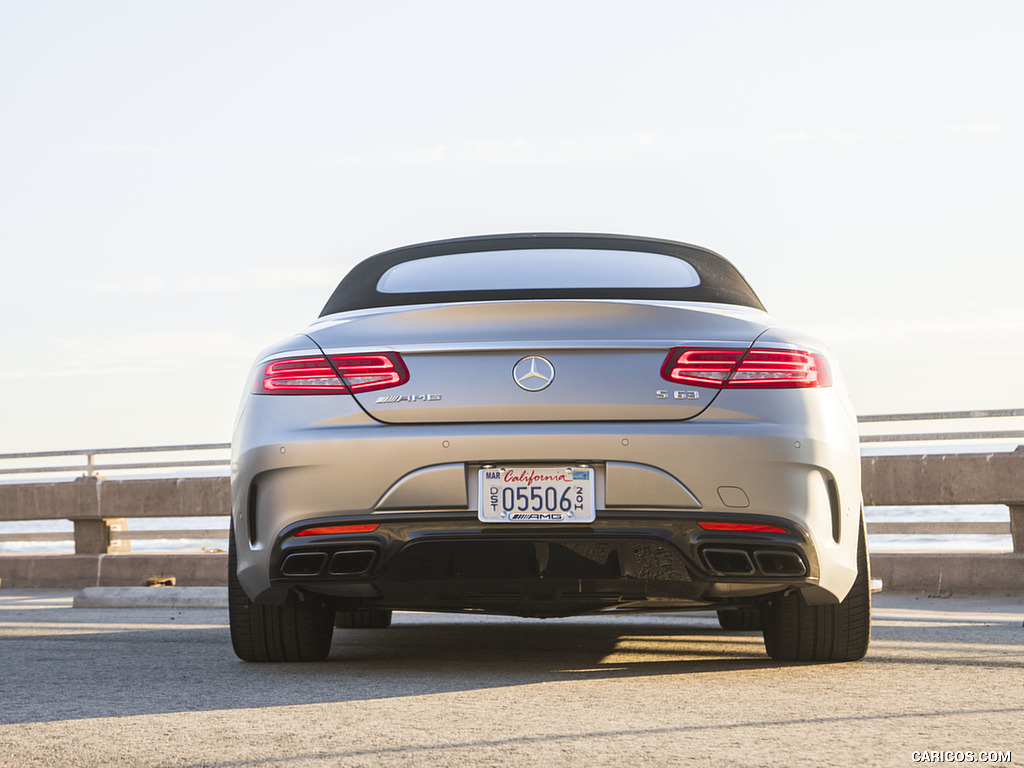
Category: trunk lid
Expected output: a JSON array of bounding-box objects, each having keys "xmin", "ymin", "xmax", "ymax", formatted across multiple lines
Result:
[{"xmin": 305, "ymin": 300, "xmax": 769, "ymax": 423}]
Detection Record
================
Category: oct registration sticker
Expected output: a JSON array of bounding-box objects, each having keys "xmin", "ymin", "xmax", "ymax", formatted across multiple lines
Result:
[{"xmin": 478, "ymin": 466, "xmax": 595, "ymax": 523}]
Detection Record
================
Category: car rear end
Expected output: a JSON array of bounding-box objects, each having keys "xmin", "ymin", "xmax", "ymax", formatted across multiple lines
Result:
[{"xmin": 229, "ymin": 234, "xmax": 868, "ymax": 663}]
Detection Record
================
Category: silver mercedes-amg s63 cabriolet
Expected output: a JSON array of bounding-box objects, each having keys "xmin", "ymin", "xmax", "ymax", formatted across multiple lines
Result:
[{"xmin": 230, "ymin": 233, "xmax": 869, "ymax": 663}]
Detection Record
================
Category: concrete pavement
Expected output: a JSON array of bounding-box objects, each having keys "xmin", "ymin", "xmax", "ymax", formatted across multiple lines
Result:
[{"xmin": 0, "ymin": 589, "xmax": 1021, "ymax": 767}]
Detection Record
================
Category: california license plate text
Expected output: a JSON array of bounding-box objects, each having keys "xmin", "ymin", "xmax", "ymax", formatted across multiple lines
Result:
[{"xmin": 477, "ymin": 467, "xmax": 595, "ymax": 523}]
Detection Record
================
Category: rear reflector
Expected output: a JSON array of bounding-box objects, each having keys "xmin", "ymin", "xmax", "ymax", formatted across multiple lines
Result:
[
  {"xmin": 255, "ymin": 352, "xmax": 409, "ymax": 395},
  {"xmin": 662, "ymin": 347, "xmax": 831, "ymax": 389},
  {"xmin": 295, "ymin": 523, "xmax": 381, "ymax": 537},
  {"xmin": 698, "ymin": 521, "xmax": 788, "ymax": 534}
]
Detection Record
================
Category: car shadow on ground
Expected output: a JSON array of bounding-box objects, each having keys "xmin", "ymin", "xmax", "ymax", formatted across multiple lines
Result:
[
  {"xmin": 4, "ymin": 602, "xmax": 1022, "ymax": 725},
  {"xmin": 3, "ymin": 610, "xmax": 810, "ymax": 724}
]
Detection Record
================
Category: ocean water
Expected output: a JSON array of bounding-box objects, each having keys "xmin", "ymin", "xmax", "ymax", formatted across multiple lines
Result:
[
  {"xmin": 0, "ymin": 516, "xmax": 230, "ymax": 555},
  {"xmin": 864, "ymin": 504, "xmax": 1012, "ymax": 552}
]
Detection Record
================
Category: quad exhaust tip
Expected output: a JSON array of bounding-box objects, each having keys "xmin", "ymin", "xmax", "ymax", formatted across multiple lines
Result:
[
  {"xmin": 703, "ymin": 548, "xmax": 756, "ymax": 575},
  {"xmin": 280, "ymin": 548, "xmax": 379, "ymax": 578},
  {"xmin": 753, "ymin": 550, "xmax": 807, "ymax": 576},
  {"xmin": 280, "ymin": 552, "xmax": 328, "ymax": 577},
  {"xmin": 329, "ymin": 549, "xmax": 377, "ymax": 575},
  {"xmin": 702, "ymin": 547, "xmax": 806, "ymax": 577}
]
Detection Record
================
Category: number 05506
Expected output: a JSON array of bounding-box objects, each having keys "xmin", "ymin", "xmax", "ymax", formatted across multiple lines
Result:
[{"xmin": 477, "ymin": 466, "xmax": 595, "ymax": 523}]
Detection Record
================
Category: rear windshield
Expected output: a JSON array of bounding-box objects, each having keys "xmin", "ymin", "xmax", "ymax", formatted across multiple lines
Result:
[
  {"xmin": 376, "ymin": 249, "xmax": 701, "ymax": 293},
  {"xmin": 320, "ymin": 234, "xmax": 764, "ymax": 316}
]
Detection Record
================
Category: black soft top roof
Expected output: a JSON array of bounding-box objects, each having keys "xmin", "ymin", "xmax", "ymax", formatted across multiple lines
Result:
[{"xmin": 319, "ymin": 233, "xmax": 765, "ymax": 316}]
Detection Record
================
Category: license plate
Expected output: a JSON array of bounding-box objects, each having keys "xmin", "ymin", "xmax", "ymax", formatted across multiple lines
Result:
[{"xmin": 477, "ymin": 466, "xmax": 595, "ymax": 523}]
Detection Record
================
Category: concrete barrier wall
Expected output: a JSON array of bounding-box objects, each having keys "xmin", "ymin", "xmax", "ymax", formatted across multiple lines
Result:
[
  {"xmin": 861, "ymin": 450, "xmax": 1024, "ymax": 506},
  {"xmin": 0, "ymin": 554, "xmax": 227, "ymax": 588},
  {"xmin": 2, "ymin": 451, "xmax": 1023, "ymax": 592},
  {"xmin": 870, "ymin": 552, "xmax": 1024, "ymax": 595},
  {"xmin": 0, "ymin": 475, "xmax": 231, "ymax": 522},
  {"xmin": 861, "ymin": 449, "xmax": 1024, "ymax": 553}
]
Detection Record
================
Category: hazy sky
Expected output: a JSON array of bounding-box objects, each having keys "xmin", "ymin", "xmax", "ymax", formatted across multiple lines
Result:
[{"xmin": 2, "ymin": 1, "xmax": 1022, "ymax": 452}]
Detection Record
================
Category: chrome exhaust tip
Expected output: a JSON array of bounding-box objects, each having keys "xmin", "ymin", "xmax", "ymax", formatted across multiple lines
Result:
[
  {"xmin": 753, "ymin": 550, "xmax": 807, "ymax": 576},
  {"xmin": 702, "ymin": 548, "xmax": 756, "ymax": 575}
]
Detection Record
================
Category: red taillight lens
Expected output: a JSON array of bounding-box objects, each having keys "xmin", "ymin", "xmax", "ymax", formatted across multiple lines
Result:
[
  {"xmin": 295, "ymin": 523, "xmax": 381, "ymax": 537},
  {"xmin": 698, "ymin": 521, "xmax": 787, "ymax": 533},
  {"xmin": 258, "ymin": 356, "xmax": 348, "ymax": 394},
  {"xmin": 662, "ymin": 349, "xmax": 744, "ymax": 387},
  {"xmin": 661, "ymin": 347, "xmax": 831, "ymax": 389},
  {"xmin": 255, "ymin": 352, "xmax": 409, "ymax": 395},
  {"xmin": 330, "ymin": 353, "xmax": 409, "ymax": 393},
  {"xmin": 729, "ymin": 349, "xmax": 832, "ymax": 388}
]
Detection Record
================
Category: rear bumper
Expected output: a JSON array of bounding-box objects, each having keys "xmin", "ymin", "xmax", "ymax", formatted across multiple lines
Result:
[
  {"xmin": 262, "ymin": 511, "xmax": 822, "ymax": 617},
  {"xmin": 231, "ymin": 393, "xmax": 861, "ymax": 610}
]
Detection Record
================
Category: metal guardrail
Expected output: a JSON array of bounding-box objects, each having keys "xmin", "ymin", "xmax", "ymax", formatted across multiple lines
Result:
[
  {"xmin": 0, "ymin": 443, "xmax": 231, "ymax": 477},
  {"xmin": 857, "ymin": 408, "xmax": 1024, "ymax": 444}
]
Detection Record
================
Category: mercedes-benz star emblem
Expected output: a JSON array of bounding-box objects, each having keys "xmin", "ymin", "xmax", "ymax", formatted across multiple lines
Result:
[{"xmin": 512, "ymin": 355, "xmax": 555, "ymax": 392}]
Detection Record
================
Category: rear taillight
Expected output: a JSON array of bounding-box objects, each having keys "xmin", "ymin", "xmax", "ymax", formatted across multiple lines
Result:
[
  {"xmin": 661, "ymin": 349, "xmax": 744, "ymax": 388},
  {"xmin": 662, "ymin": 347, "xmax": 831, "ymax": 389},
  {"xmin": 255, "ymin": 352, "xmax": 409, "ymax": 395},
  {"xmin": 729, "ymin": 349, "xmax": 832, "ymax": 388},
  {"xmin": 330, "ymin": 353, "xmax": 409, "ymax": 392}
]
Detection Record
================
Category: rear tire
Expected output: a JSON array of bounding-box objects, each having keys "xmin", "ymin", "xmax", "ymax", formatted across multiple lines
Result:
[
  {"xmin": 717, "ymin": 607, "xmax": 762, "ymax": 631},
  {"xmin": 761, "ymin": 514, "xmax": 871, "ymax": 662},
  {"xmin": 228, "ymin": 522, "xmax": 334, "ymax": 662},
  {"xmin": 335, "ymin": 609, "xmax": 393, "ymax": 628}
]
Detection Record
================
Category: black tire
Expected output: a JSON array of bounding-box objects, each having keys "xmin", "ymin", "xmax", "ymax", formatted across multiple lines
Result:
[
  {"xmin": 761, "ymin": 514, "xmax": 871, "ymax": 662},
  {"xmin": 335, "ymin": 609, "xmax": 393, "ymax": 628},
  {"xmin": 717, "ymin": 607, "xmax": 762, "ymax": 631},
  {"xmin": 228, "ymin": 522, "xmax": 334, "ymax": 662}
]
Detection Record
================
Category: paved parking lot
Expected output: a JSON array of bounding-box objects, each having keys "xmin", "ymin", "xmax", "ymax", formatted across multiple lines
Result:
[{"xmin": 0, "ymin": 589, "xmax": 1021, "ymax": 767}]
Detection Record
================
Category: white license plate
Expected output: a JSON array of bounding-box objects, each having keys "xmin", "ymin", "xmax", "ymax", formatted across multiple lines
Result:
[{"xmin": 477, "ymin": 466, "xmax": 595, "ymax": 523}]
